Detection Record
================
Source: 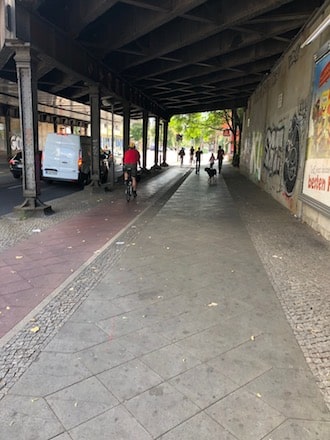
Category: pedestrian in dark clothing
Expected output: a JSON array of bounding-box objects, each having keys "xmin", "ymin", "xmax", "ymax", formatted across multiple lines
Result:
[
  {"xmin": 178, "ymin": 147, "xmax": 185, "ymax": 166},
  {"xmin": 195, "ymin": 147, "xmax": 203, "ymax": 174},
  {"xmin": 190, "ymin": 146, "xmax": 194, "ymax": 165},
  {"xmin": 217, "ymin": 145, "xmax": 225, "ymax": 173}
]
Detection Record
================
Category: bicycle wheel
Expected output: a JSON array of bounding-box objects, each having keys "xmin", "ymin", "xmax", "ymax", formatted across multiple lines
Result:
[{"xmin": 126, "ymin": 182, "xmax": 132, "ymax": 202}]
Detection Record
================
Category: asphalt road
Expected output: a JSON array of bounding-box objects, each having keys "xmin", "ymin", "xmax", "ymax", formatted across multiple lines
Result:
[
  {"xmin": 0, "ymin": 164, "xmax": 81, "ymax": 216},
  {"xmin": 0, "ymin": 149, "xmax": 193, "ymax": 216}
]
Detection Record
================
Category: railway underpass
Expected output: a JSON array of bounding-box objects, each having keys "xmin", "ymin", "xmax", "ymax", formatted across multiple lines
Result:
[
  {"xmin": 0, "ymin": 2, "xmax": 329, "ymax": 438},
  {"xmin": 0, "ymin": 0, "xmax": 329, "ymax": 240}
]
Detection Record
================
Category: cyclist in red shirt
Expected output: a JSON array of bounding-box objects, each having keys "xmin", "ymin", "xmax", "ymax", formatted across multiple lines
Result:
[{"xmin": 123, "ymin": 141, "xmax": 141, "ymax": 197}]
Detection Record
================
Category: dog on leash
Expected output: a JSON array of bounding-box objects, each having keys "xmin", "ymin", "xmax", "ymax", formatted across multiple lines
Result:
[{"xmin": 205, "ymin": 167, "xmax": 217, "ymax": 183}]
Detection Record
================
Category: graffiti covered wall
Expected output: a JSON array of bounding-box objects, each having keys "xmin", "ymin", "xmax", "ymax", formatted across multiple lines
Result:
[
  {"xmin": 240, "ymin": 6, "xmax": 330, "ymax": 239},
  {"xmin": 241, "ymin": 55, "xmax": 310, "ymax": 211}
]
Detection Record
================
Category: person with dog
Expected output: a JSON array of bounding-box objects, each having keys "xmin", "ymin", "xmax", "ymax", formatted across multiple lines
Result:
[
  {"xmin": 123, "ymin": 141, "xmax": 141, "ymax": 197},
  {"xmin": 217, "ymin": 145, "xmax": 225, "ymax": 173},
  {"xmin": 195, "ymin": 147, "xmax": 203, "ymax": 174}
]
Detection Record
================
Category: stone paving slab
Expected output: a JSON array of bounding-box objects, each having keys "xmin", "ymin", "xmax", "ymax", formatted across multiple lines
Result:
[
  {"xmin": 0, "ymin": 164, "xmax": 329, "ymax": 439},
  {"xmin": 0, "ymin": 167, "xmax": 188, "ymax": 339}
]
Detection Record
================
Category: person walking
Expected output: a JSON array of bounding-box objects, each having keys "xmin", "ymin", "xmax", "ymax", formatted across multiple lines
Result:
[
  {"xmin": 123, "ymin": 141, "xmax": 141, "ymax": 197},
  {"xmin": 209, "ymin": 152, "xmax": 215, "ymax": 168},
  {"xmin": 217, "ymin": 145, "xmax": 225, "ymax": 173},
  {"xmin": 178, "ymin": 147, "xmax": 185, "ymax": 166},
  {"xmin": 189, "ymin": 146, "xmax": 194, "ymax": 166},
  {"xmin": 195, "ymin": 147, "xmax": 203, "ymax": 174}
]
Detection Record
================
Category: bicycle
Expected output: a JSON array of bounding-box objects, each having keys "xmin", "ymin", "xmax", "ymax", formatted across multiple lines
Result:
[
  {"xmin": 125, "ymin": 167, "xmax": 133, "ymax": 202},
  {"xmin": 125, "ymin": 167, "xmax": 140, "ymax": 202}
]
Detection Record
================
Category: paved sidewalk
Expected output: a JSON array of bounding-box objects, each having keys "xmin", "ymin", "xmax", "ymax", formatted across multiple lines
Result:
[
  {"xmin": 0, "ymin": 167, "xmax": 188, "ymax": 339},
  {"xmin": 0, "ymin": 165, "xmax": 329, "ymax": 439}
]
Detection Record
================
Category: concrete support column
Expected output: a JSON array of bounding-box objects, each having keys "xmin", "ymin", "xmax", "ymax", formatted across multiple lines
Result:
[
  {"xmin": 14, "ymin": 46, "xmax": 51, "ymax": 215},
  {"xmin": 142, "ymin": 110, "xmax": 148, "ymax": 169},
  {"xmin": 89, "ymin": 85, "xmax": 101, "ymax": 188},
  {"xmin": 161, "ymin": 119, "xmax": 169, "ymax": 167}
]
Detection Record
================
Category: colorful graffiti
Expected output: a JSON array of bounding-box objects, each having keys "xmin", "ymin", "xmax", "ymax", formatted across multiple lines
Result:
[
  {"xmin": 264, "ymin": 125, "xmax": 284, "ymax": 178},
  {"xmin": 283, "ymin": 115, "xmax": 301, "ymax": 195},
  {"xmin": 244, "ymin": 103, "xmax": 306, "ymax": 199},
  {"xmin": 249, "ymin": 131, "xmax": 263, "ymax": 181},
  {"xmin": 264, "ymin": 102, "xmax": 307, "ymax": 197}
]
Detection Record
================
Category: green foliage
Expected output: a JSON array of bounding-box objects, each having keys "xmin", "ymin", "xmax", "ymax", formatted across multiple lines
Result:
[
  {"xmin": 129, "ymin": 109, "xmax": 244, "ymax": 156},
  {"xmin": 130, "ymin": 121, "xmax": 143, "ymax": 142},
  {"xmin": 169, "ymin": 111, "xmax": 226, "ymax": 147}
]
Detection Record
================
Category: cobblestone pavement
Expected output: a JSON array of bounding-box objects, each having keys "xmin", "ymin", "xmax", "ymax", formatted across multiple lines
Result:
[{"xmin": 222, "ymin": 168, "xmax": 330, "ymax": 410}]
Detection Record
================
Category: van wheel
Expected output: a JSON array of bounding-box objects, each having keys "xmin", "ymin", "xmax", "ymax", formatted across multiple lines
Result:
[
  {"xmin": 78, "ymin": 176, "xmax": 85, "ymax": 189},
  {"xmin": 78, "ymin": 173, "xmax": 89, "ymax": 189}
]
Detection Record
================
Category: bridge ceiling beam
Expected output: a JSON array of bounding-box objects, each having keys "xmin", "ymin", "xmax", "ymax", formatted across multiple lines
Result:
[
  {"xmin": 125, "ymin": 18, "xmax": 306, "ymax": 81},
  {"xmin": 8, "ymin": 2, "xmax": 169, "ymax": 119},
  {"xmin": 108, "ymin": 0, "xmax": 294, "ymax": 71},
  {"xmin": 0, "ymin": 0, "xmax": 327, "ymax": 117}
]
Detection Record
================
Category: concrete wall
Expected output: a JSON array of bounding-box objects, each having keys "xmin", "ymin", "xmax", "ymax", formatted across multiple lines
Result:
[{"xmin": 240, "ymin": 4, "xmax": 330, "ymax": 240}]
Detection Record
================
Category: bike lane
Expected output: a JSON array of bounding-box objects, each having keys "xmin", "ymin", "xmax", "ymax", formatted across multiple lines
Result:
[{"xmin": 0, "ymin": 167, "xmax": 190, "ymax": 342}]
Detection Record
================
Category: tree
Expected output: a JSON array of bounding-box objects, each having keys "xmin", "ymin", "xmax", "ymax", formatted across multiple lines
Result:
[
  {"xmin": 223, "ymin": 108, "xmax": 244, "ymax": 167},
  {"xmin": 169, "ymin": 114, "xmax": 202, "ymax": 146},
  {"xmin": 130, "ymin": 121, "xmax": 143, "ymax": 143},
  {"xmin": 170, "ymin": 108, "xmax": 244, "ymax": 163},
  {"xmin": 169, "ymin": 113, "xmax": 216, "ymax": 148},
  {"xmin": 201, "ymin": 111, "xmax": 225, "ymax": 147}
]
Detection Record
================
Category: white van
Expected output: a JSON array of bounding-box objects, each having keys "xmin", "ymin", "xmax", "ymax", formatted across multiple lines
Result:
[{"xmin": 42, "ymin": 133, "xmax": 91, "ymax": 186}]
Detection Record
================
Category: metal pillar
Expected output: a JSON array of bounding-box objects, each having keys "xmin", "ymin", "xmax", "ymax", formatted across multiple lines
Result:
[
  {"xmin": 123, "ymin": 102, "xmax": 130, "ymax": 153},
  {"xmin": 4, "ymin": 105, "xmax": 11, "ymax": 159},
  {"xmin": 161, "ymin": 119, "xmax": 169, "ymax": 167},
  {"xmin": 89, "ymin": 85, "xmax": 101, "ymax": 189},
  {"xmin": 142, "ymin": 110, "xmax": 148, "ymax": 169},
  {"xmin": 14, "ymin": 46, "xmax": 51, "ymax": 215},
  {"xmin": 108, "ymin": 103, "xmax": 115, "ymax": 188},
  {"xmin": 153, "ymin": 115, "xmax": 160, "ymax": 169}
]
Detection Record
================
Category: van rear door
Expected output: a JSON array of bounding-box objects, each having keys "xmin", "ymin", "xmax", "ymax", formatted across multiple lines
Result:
[{"xmin": 43, "ymin": 134, "xmax": 80, "ymax": 181}]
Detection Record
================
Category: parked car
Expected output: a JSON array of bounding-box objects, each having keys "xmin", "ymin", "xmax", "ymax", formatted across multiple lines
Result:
[
  {"xmin": 8, "ymin": 151, "xmax": 42, "ymax": 179},
  {"xmin": 8, "ymin": 151, "xmax": 23, "ymax": 178}
]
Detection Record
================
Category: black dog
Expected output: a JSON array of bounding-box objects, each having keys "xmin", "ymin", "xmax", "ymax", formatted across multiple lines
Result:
[{"xmin": 205, "ymin": 167, "xmax": 217, "ymax": 183}]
